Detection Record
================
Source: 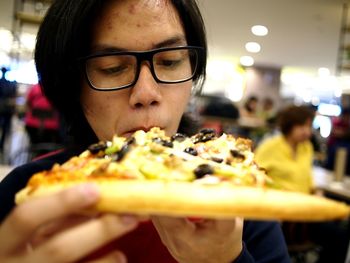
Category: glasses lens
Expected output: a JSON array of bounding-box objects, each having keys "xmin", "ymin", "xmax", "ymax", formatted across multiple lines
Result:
[
  {"xmin": 85, "ymin": 55, "xmax": 137, "ymax": 90},
  {"xmin": 153, "ymin": 48, "xmax": 198, "ymax": 82}
]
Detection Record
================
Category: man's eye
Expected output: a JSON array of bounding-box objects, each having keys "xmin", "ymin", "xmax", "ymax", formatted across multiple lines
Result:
[
  {"xmin": 157, "ymin": 59, "xmax": 182, "ymax": 68},
  {"xmin": 99, "ymin": 65, "xmax": 128, "ymax": 75}
]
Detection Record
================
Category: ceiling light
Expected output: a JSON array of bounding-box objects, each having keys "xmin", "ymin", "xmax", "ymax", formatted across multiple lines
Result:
[
  {"xmin": 240, "ymin": 56, "xmax": 254, "ymax": 67},
  {"xmin": 245, "ymin": 42, "xmax": 261, "ymax": 53},
  {"xmin": 251, "ymin": 25, "xmax": 268, "ymax": 36},
  {"xmin": 318, "ymin": 103, "xmax": 341, "ymax": 117}
]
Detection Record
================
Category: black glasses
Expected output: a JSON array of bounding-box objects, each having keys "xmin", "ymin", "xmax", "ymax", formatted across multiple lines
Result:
[{"xmin": 80, "ymin": 46, "xmax": 203, "ymax": 91}]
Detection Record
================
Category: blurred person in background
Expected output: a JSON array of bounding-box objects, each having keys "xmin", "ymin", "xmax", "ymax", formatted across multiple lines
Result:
[
  {"xmin": 0, "ymin": 0, "xmax": 290, "ymax": 262},
  {"xmin": 240, "ymin": 96, "xmax": 259, "ymax": 118},
  {"xmin": 325, "ymin": 107, "xmax": 350, "ymax": 175},
  {"xmin": 258, "ymin": 97, "xmax": 275, "ymax": 123},
  {"xmin": 200, "ymin": 95, "xmax": 240, "ymax": 134},
  {"xmin": 255, "ymin": 105, "xmax": 349, "ymax": 263},
  {"xmin": 238, "ymin": 96, "xmax": 265, "ymax": 141},
  {"xmin": 255, "ymin": 105, "xmax": 315, "ymax": 193},
  {"xmin": 24, "ymin": 83, "xmax": 61, "ymax": 145},
  {"xmin": 0, "ymin": 67, "xmax": 17, "ymax": 154}
]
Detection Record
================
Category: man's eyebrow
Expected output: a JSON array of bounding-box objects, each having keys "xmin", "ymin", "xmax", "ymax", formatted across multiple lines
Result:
[
  {"xmin": 153, "ymin": 36, "xmax": 187, "ymax": 49},
  {"xmin": 90, "ymin": 36, "xmax": 187, "ymax": 53},
  {"xmin": 90, "ymin": 45, "xmax": 127, "ymax": 53}
]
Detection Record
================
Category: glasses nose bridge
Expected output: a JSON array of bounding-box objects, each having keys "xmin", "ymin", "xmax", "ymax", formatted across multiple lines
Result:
[
  {"xmin": 136, "ymin": 51, "xmax": 154, "ymax": 69},
  {"xmin": 133, "ymin": 51, "xmax": 157, "ymax": 84}
]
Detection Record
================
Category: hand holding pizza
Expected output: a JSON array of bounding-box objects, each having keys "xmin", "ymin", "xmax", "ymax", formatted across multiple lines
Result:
[
  {"xmin": 152, "ymin": 216, "xmax": 243, "ymax": 263},
  {"xmin": 0, "ymin": 184, "xmax": 138, "ymax": 263}
]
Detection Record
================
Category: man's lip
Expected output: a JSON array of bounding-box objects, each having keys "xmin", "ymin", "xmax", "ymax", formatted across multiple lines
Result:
[
  {"xmin": 130, "ymin": 127, "xmax": 152, "ymax": 132},
  {"xmin": 123, "ymin": 126, "xmax": 163, "ymax": 136},
  {"xmin": 127, "ymin": 127, "xmax": 151, "ymax": 133}
]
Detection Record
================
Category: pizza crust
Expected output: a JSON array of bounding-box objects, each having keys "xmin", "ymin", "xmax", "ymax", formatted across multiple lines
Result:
[{"xmin": 16, "ymin": 180, "xmax": 350, "ymax": 221}]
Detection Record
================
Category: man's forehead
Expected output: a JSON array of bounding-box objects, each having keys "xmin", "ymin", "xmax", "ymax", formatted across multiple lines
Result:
[
  {"xmin": 98, "ymin": 0, "xmax": 175, "ymax": 23},
  {"xmin": 139, "ymin": 0, "xmax": 169, "ymax": 8}
]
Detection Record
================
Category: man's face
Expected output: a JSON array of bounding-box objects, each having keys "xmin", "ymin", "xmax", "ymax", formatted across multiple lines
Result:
[{"xmin": 80, "ymin": 0, "xmax": 192, "ymax": 140}]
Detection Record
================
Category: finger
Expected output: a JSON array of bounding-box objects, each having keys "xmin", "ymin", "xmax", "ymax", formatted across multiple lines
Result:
[
  {"xmin": 151, "ymin": 216, "xmax": 187, "ymax": 230},
  {"xmin": 34, "ymin": 214, "xmax": 137, "ymax": 263},
  {"xmin": 0, "ymin": 183, "xmax": 100, "ymax": 253},
  {"xmin": 85, "ymin": 251, "xmax": 127, "ymax": 263},
  {"xmin": 213, "ymin": 218, "xmax": 244, "ymax": 233},
  {"xmin": 30, "ymin": 214, "xmax": 93, "ymax": 248},
  {"xmin": 151, "ymin": 216, "xmax": 193, "ymax": 247}
]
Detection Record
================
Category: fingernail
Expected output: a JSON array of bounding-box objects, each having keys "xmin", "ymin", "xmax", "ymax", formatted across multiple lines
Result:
[{"xmin": 78, "ymin": 184, "xmax": 100, "ymax": 203}]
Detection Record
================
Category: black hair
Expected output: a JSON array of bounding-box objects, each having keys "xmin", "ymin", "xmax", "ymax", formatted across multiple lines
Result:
[
  {"xmin": 244, "ymin": 96, "xmax": 258, "ymax": 113},
  {"xmin": 35, "ymin": 0, "xmax": 207, "ymax": 148}
]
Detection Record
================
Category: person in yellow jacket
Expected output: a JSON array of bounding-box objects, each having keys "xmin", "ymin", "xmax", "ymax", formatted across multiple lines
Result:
[
  {"xmin": 255, "ymin": 105, "xmax": 350, "ymax": 263},
  {"xmin": 255, "ymin": 105, "xmax": 315, "ymax": 194}
]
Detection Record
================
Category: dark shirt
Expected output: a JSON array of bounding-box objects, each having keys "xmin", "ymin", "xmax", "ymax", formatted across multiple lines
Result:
[
  {"xmin": 0, "ymin": 77, "xmax": 17, "ymax": 115},
  {"xmin": 0, "ymin": 150, "xmax": 290, "ymax": 263}
]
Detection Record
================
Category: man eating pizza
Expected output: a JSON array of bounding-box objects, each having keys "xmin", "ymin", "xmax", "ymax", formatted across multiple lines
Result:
[{"xmin": 0, "ymin": 0, "xmax": 291, "ymax": 262}]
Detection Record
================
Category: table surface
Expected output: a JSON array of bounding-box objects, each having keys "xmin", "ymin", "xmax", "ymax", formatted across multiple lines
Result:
[{"xmin": 313, "ymin": 166, "xmax": 350, "ymax": 202}]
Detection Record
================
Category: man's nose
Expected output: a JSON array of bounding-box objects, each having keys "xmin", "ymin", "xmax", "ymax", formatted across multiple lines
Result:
[{"xmin": 129, "ymin": 64, "xmax": 162, "ymax": 108}]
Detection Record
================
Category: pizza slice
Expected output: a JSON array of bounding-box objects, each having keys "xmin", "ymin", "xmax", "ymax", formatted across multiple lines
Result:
[{"xmin": 15, "ymin": 128, "xmax": 350, "ymax": 221}]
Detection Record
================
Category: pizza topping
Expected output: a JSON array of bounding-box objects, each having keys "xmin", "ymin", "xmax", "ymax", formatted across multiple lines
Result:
[
  {"xmin": 191, "ymin": 128, "xmax": 216, "ymax": 144},
  {"xmin": 113, "ymin": 143, "xmax": 132, "ymax": 162},
  {"xmin": 235, "ymin": 138, "xmax": 252, "ymax": 151},
  {"xmin": 30, "ymin": 127, "xmax": 271, "ymax": 188},
  {"xmin": 126, "ymin": 137, "xmax": 136, "ymax": 145},
  {"xmin": 151, "ymin": 137, "xmax": 173, "ymax": 148},
  {"xmin": 230, "ymin": 149, "xmax": 245, "ymax": 160},
  {"xmin": 194, "ymin": 164, "xmax": 214, "ymax": 179},
  {"xmin": 88, "ymin": 141, "xmax": 108, "ymax": 154},
  {"xmin": 184, "ymin": 147, "xmax": 198, "ymax": 156},
  {"xmin": 211, "ymin": 157, "xmax": 224, "ymax": 163},
  {"xmin": 193, "ymin": 175, "xmax": 221, "ymax": 185},
  {"xmin": 193, "ymin": 132, "xmax": 216, "ymax": 144},
  {"xmin": 199, "ymin": 128, "xmax": 216, "ymax": 135},
  {"xmin": 171, "ymin": 133, "xmax": 187, "ymax": 142}
]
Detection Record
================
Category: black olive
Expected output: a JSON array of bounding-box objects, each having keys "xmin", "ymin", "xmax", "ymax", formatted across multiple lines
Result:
[
  {"xmin": 199, "ymin": 128, "xmax": 216, "ymax": 135},
  {"xmin": 152, "ymin": 137, "xmax": 173, "ymax": 148},
  {"xmin": 88, "ymin": 141, "xmax": 107, "ymax": 154},
  {"xmin": 193, "ymin": 132, "xmax": 216, "ymax": 143},
  {"xmin": 161, "ymin": 140, "xmax": 173, "ymax": 148},
  {"xmin": 230, "ymin": 149, "xmax": 245, "ymax": 160},
  {"xmin": 201, "ymin": 133, "xmax": 216, "ymax": 142},
  {"xmin": 112, "ymin": 143, "xmax": 131, "ymax": 162},
  {"xmin": 194, "ymin": 164, "xmax": 214, "ymax": 179},
  {"xmin": 211, "ymin": 157, "xmax": 223, "ymax": 163},
  {"xmin": 184, "ymin": 147, "xmax": 198, "ymax": 156},
  {"xmin": 126, "ymin": 137, "xmax": 135, "ymax": 145},
  {"xmin": 171, "ymin": 133, "xmax": 187, "ymax": 142},
  {"xmin": 192, "ymin": 136, "xmax": 200, "ymax": 144}
]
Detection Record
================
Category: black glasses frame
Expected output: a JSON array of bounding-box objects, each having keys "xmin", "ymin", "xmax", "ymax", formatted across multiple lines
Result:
[{"xmin": 79, "ymin": 46, "xmax": 204, "ymax": 91}]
